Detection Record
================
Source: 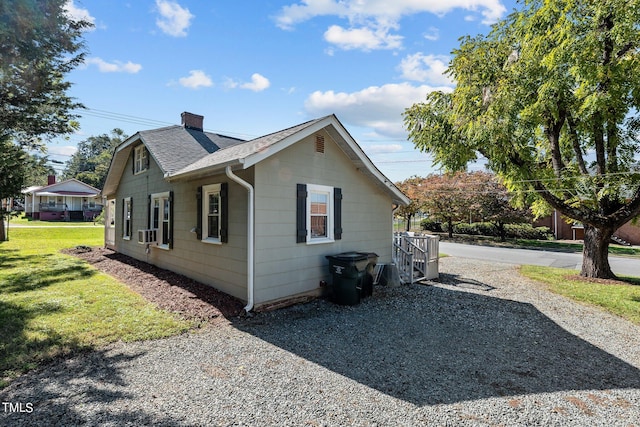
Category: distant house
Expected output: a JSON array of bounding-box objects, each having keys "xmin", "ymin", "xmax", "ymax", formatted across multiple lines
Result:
[
  {"xmin": 23, "ymin": 176, "xmax": 102, "ymax": 221},
  {"xmin": 535, "ymin": 210, "xmax": 640, "ymax": 245},
  {"xmin": 101, "ymin": 112, "xmax": 409, "ymax": 311}
]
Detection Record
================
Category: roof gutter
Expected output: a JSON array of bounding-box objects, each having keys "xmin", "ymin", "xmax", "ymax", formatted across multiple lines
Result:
[
  {"xmin": 225, "ymin": 165, "xmax": 255, "ymax": 314},
  {"xmin": 166, "ymin": 159, "xmax": 244, "ymax": 182}
]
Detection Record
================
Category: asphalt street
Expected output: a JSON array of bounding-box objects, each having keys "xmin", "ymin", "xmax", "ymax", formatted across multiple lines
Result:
[{"xmin": 439, "ymin": 241, "xmax": 640, "ymax": 278}]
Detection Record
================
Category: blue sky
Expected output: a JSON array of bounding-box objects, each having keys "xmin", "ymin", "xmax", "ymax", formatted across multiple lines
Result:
[{"xmin": 51, "ymin": 0, "xmax": 519, "ymax": 182}]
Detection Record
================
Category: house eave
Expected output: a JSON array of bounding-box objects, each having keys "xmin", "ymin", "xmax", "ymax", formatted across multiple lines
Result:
[{"xmin": 166, "ymin": 159, "xmax": 245, "ymax": 182}]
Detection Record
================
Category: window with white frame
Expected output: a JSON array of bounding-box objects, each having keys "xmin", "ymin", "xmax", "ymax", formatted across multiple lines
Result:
[
  {"xmin": 151, "ymin": 191, "xmax": 172, "ymax": 248},
  {"xmin": 202, "ymin": 183, "xmax": 222, "ymax": 243},
  {"xmin": 123, "ymin": 197, "xmax": 132, "ymax": 240},
  {"xmin": 307, "ymin": 184, "xmax": 333, "ymax": 243},
  {"xmin": 134, "ymin": 145, "xmax": 148, "ymax": 174},
  {"xmin": 297, "ymin": 183, "xmax": 342, "ymax": 244}
]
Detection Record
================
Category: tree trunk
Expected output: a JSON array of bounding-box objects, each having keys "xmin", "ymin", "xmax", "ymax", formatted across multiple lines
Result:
[
  {"xmin": 581, "ymin": 224, "xmax": 615, "ymax": 279},
  {"xmin": 447, "ymin": 217, "xmax": 453, "ymax": 238},
  {"xmin": 497, "ymin": 222, "xmax": 506, "ymax": 242},
  {"xmin": 0, "ymin": 214, "xmax": 6, "ymax": 241},
  {"xmin": 405, "ymin": 214, "xmax": 412, "ymax": 232}
]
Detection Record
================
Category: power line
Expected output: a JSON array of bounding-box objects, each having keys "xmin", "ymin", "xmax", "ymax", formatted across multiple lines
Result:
[{"xmin": 72, "ymin": 107, "xmax": 258, "ymax": 139}]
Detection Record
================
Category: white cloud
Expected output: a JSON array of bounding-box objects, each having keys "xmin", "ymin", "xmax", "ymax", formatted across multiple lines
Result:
[
  {"xmin": 304, "ymin": 82, "xmax": 452, "ymax": 138},
  {"xmin": 277, "ymin": 0, "xmax": 506, "ymax": 28},
  {"xmin": 226, "ymin": 73, "xmax": 271, "ymax": 92},
  {"xmin": 275, "ymin": 0, "xmax": 507, "ymax": 50},
  {"xmin": 63, "ymin": 0, "xmax": 96, "ymax": 29},
  {"xmin": 178, "ymin": 70, "xmax": 213, "ymax": 89},
  {"xmin": 241, "ymin": 73, "xmax": 271, "ymax": 92},
  {"xmin": 423, "ymin": 27, "xmax": 439, "ymax": 41},
  {"xmin": 368, "ymin": 144, "xmax": 403, "ymax": 153},
  {"xmin": 324, "ymin": 25, "xmax": 402, "ymax": 51},
  {"xmin": 48, "ymin": 145, "xmax": 78, "ymax": 157},
  {"xmin": 398, "ymin": 53, "xmax": 453, "ymax": 86},
  {"xmin": 155, "ymin": 0, "xmax": 194, "ymax": 37},
  {"xmin": 84, "ymin": 57, "xmax": 142, "ymax": 73}
]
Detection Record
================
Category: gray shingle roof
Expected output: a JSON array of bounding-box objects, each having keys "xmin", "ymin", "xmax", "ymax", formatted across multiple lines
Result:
[
  {"xmin": 138, "ymin": 125, "xmax": 245, "ymax": 175},
  {"xmin": 103, "ymin": 114, "xmax": 409, "ymax": 205},
  {"xmin": 170, "ymin": 117, "xmax": 326, "ymax": 177}
]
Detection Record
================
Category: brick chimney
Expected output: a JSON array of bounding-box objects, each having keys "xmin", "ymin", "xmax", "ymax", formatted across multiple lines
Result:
[
  {"xmin": 47, "ymin": 175, "xmax": 56, "ymax": 185},
  {"xmin": 181, "ymin": 112, "xmax": 204, "ymax": 131}
]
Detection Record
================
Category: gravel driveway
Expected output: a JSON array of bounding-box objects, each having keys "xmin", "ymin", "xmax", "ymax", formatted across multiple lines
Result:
[{"xmin": 2, "ymin": 257, "xmax": 640, "ymax": 426}]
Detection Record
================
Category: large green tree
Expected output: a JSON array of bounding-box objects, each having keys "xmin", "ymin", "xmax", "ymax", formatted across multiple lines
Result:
[
  {"xmin": 0, "ymin": 140, "xmax": 27, "ymax": 240},
  {"xmin": 63, "ymin": 129, "xmax": 127, "ymax": 189},
  {"xmin": 421, "ymin": 172, "xmax": 476, "ymax": 238},
  {"xmin": 0, "ymin": 0, "xmax": 91, "ymax": 239},
  {"xmin": 404, "ymin": 0, "xmax": 640, "ymax": 279}
]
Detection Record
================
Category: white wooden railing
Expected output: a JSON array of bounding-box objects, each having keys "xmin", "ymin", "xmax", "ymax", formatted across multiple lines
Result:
[{"xmin": 393, "ymin": 233, "xmax": 439, "ymax": 283}]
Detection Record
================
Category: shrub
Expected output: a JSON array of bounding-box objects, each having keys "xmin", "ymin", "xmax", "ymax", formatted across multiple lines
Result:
[
  {"xmin": 439, "ymin": 221, "xmax": 553, "ymax": 240},
  {"xmin": 420, "ymin": 219, "xmax": 443, "ymax": 232},
  {"xmin": 93, "ymin": 210, "xmax": 105, "ymax": 225},
  {"xmin": 505, "ymin": 224, "xmax": 552, "ymax": 240}
]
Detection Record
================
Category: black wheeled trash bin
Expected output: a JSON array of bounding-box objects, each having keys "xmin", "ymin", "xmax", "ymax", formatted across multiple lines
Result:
[{"xmin": 325, "ymin": 252, "xmax": 378, "ymax": 305}]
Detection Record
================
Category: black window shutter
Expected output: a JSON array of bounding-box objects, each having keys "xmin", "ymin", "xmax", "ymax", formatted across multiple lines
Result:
[
  {"xmin": 196, "ymin": 186, "xmax": 202, "ymax": 240},
  {"xmin": 132, "ymin": 149, "xmax": 136, "ymax": 175},
  {"xmin": 168, "ymin": 191, "xmax": 174, "ymax": 249},
  {"xmin": 144, "ymin": 147, "xmax": 149, "ymax": 169},
  {"xmin": 121, "ymin": 199, "xmax": 125, "ymax": 238},
  {"xmin": 220, "ymin": 182, "xmax": 229, "ymax": 243},
  {"xmin": 147, "ymin": 195, "xmax": 151, "ymax": 229},
  {"xmin": 129, "ymin": 198, "xmax": 133, "ymax": 238},
  {"xmin": 296, "ymin": 184, "xmax": 307, "ymax": 243},
  {"xmin": 334, "ymin": 187, "xmax": 342, "ymax": 240}
]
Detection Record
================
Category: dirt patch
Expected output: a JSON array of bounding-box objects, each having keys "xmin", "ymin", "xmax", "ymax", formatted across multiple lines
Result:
[
  {"xmin": 62, "ymin": 246, "xmax": 244, "ymax": 325},
  {"xmin": 563, "ymin": 274, "xmax": 637, "ymax": 286}
]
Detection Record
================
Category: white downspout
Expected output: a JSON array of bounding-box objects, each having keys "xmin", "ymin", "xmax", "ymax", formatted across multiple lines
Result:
[
  {"xmin": 225, "ymin": 165, "xmax": 255, "ymax": 314},
  {"xmin": 392, "ymin": 204, "xmax": 399, "ymax": 263}
]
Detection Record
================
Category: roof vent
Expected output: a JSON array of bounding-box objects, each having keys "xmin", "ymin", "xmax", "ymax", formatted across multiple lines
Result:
[
  {"xmin": 181, "ymin": 112, "xmax": 204, "ymax": 131},
  {"xmin": 315, "ymin": 135, "xmax": 325, "ymax": 154}
]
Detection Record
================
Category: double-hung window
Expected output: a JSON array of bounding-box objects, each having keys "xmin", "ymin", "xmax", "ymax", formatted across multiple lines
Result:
[
  {"xmin": 123, "ymin": 197, "xmax": 132, "ymax": 240},
  {"xmin": 150, "ymin": 191, "xmax": 172, "ymax": 249},
  {"xmin": 197, "ymin": 183, "xmax": 228, "ymax": 244},
  {"xmin": 202, "ymin": 184, "xmax": 221, "ymax": 243},
  {"xmin": 296, "ymin": 183, "xmax": 342, "ymax": 244},
  {"xmin": 309, "ymin": 185, "xmax": 332, "ymax": 241},
  {"xmin": 134, "ymin": 145, "xmax": 148, "ymax": 174}
]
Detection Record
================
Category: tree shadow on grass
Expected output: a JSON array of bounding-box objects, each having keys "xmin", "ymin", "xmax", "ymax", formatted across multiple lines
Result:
[
  {"xmin": 0, "ymin": 299, "xmax": 95, "ymax": 388},
  {"xmin": 0, "ymin": 298, "xmax": 189, "ymax": 425},
  {"xmin": 1, "ymin": 262, "xmax": 97, "ymax": 293},
  {"xmin": 238, "ymin": 284, "xmax": 640, "ymax": 406},
  {"xmin": 0, "ymin": 249, "xmax": 53, "ymax": 270}
]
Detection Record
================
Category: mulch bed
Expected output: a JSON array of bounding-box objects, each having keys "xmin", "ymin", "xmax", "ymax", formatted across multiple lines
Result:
[
  {"xmin": 564, "ymin": 274, "xmax": 638, "ymax": 286},
  {"xmin": 62, "ymin": 246, "xmax": 244, "ymax": 325}
]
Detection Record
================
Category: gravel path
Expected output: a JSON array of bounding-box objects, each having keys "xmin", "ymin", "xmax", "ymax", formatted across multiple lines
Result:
[{"xmin": 2, "ymin": 257, "xmax": 640, "ymax": 426}]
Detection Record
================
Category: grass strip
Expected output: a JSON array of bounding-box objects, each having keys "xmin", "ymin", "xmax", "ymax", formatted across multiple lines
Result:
[
  {"xmin": 0, "ymin": 227, "xmax": 191, "ymax": 388},
  {"xmin": 520, "ymin": 265, "xmax": 640, "ymax": 325}
]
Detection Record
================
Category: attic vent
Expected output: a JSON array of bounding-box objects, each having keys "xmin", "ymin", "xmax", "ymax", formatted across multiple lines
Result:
[{"xmin": 315, "ymin": 135, "xmax": 325, "ymax": 154}]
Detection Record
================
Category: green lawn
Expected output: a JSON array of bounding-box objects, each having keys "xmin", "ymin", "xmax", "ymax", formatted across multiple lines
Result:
[
  {"xmin": 6, "ymin": 213, "xmax": 98, "ymax": 227},
  {"xmin": 0, "ymin": 227, "xmax": 192, "ymax": 388},
  {"xmin": 520, "ymin": 265, "xmax": 640, "ymax": 325}
]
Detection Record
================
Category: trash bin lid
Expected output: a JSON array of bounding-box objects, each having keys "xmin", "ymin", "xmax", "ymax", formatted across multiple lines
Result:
[{"xmin": 326, "ymin": 252, "xmax": 378, "ymax": 262}]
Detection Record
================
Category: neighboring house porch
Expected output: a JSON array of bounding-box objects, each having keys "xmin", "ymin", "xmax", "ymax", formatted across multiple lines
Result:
[{"xmin": 23, "ymin": 176, "xmax": 103, "ymax": 221}]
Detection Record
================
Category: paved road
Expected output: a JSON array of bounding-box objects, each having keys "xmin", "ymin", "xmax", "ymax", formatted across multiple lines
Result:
[{"xmin": 439, "ymin": 241, "xmax": 640, "ymax": 277}]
